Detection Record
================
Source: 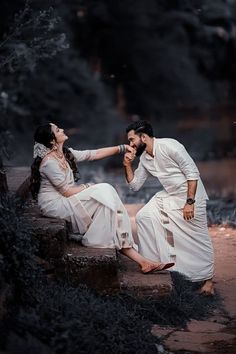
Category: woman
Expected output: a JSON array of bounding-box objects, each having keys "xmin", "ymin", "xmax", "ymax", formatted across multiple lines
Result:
[{"xmin": 30, "ymin": 123, "xmax": 174, "ymax": 274}]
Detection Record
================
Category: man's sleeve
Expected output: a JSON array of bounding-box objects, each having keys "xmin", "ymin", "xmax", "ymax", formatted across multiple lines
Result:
[
  {"xmin": 68, "ymin": 148, "xmax": 97, "ymax": 162},
  {"xmin": 128, "ymin": 161, "xmax": 149, "ymax": 191},
  {"xmin": 168, "ymin": 140, "xmax": 200, "ymax": 180}
]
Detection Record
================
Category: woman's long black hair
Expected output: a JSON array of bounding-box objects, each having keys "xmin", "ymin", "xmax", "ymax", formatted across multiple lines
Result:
[{"xmin": 30, "ymin": 124, "xmax": 79, "ymax": 200}]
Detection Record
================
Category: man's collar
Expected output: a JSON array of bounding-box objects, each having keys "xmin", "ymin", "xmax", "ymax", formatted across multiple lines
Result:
[{"xmin": 144, "ymin": 138, "xmax": 156, "ymax": 160}]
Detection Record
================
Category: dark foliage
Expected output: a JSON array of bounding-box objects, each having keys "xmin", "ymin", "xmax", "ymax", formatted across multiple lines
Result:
[
  {"xmin": 4, "ymin": 284, "xmax": 157, "ymax": 354},
  {"xmin": 0, "ymin": 195, "xmax": 42, "ymax": 298},
  {"xmin": 2, "ymin": 276, "xmax": 219, "ymax": 354},
  {"xmin": 207, "ymin": 199, "xmax": 236, "ymax": 228},
  {"xmin": 0, "ymin": 0, "xmax": 123, "ymax": 166},
  {"xmin": 0, "ymin": 1, "xmax": 68, "ymax": 73},
  {"xmin": 0, "ymin": 1, "xmax": 69, "ymax": 165}
]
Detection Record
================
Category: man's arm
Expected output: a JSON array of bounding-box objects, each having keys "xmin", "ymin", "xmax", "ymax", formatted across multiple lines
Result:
[
  {"xmin": 123, "ymin": 152, "xmax": 135, "ymax": 183},
  {"xmin": 123, "ymin": 152, "xmax": 149, "ymax": 191},
  {"xmin": 187, "ymin": 179, "xmax": 197, "ymax": 200},
  {"xmin": 167, "ymin": 140, "xmax": 199, "ymax": 221},
  {"xmin": 183, "ymin": 180, "xmax": 198, "ymax": 220}
]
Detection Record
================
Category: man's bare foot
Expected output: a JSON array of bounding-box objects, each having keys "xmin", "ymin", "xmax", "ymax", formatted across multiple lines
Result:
[
  {"xmin": 141, "ymin": 262, "xmax": 175, "ymax": 274},
  {"xmin": 199, "ymin": 279, "xmax": 215, "ymax": 296}
]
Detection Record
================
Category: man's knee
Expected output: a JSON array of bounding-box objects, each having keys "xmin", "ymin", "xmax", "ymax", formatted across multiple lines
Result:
[{"xmin": 136, "ymin": 206, "xmax": 155, "ymax": 224}]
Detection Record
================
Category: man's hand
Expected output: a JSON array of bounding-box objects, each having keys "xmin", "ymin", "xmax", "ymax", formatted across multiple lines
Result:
[
  {"xmin": 183, "ymin": 203, "xmax": 194, "ymax": 220},
  {"xmin": 123, "ymin": 149, "xmax": 136, "ymax": 167},
  {"xmin": 124, "ymin": 144, "xmax": 135, "ymax": 153}
]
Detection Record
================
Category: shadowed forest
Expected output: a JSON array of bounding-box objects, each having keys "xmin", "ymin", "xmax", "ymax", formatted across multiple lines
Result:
[{"xmin": 1, "ymin": 0, "xmax": 236, "ymax": 166}]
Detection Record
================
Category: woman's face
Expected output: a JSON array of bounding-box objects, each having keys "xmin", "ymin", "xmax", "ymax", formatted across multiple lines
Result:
[{"xmin": 50, "ymin": 123, "xmax": 68, "ymax": 144}]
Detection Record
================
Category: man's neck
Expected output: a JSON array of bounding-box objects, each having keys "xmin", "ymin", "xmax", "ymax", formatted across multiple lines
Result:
[{"xmin": 145, "ymin": 137, "xmax": 154, "ymax": 157}]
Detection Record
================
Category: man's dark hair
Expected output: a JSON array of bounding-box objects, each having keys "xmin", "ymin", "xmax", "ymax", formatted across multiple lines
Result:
[{"xmin": 126, "ymin": 120, "xmax": 154, "ymax": 137}]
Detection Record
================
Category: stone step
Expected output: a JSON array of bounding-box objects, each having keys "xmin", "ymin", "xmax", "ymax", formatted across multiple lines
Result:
[
  {"xmin": 55, "ymin": 243, "xmax": 120, "ymax": 292},
  {"xmin": 118, "ymin": 255, "xmax": 172, "ymax": 297},
  {"xmin": 23, "ymin": 204, "xmax": 67, "ymax": 260}
]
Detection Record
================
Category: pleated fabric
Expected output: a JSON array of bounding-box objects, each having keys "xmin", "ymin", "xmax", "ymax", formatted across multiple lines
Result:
[{"xmin": 136, "ymin": 195, "xmax": 214, "ymax": 282}]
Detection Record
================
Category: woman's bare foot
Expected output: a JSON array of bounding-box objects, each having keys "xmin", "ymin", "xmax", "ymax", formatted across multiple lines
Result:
[
  {"xmin": 141, "ymin": 262, "xmax": 175, "ymax": 274},
  {"xmin": 199, "ymin": 279, "xmax": 215, "ymax": 296},
  {"xmin": 120, "ymin": 248, "xmax": 174, "ymax": 274}
]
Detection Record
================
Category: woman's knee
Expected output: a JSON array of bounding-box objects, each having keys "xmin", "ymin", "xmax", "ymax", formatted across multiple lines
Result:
[{"xmin": 98, "ymin": 182, "xmax": 115, "ymax": 191}]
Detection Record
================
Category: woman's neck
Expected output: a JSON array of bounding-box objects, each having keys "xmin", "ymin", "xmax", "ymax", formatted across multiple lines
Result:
[{"xmin": 57, "ymin": 143, "xmax": 64, "ymax": 153}]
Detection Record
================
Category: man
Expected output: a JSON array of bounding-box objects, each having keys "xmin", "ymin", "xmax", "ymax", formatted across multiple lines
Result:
[{"xmin": 123, "ymin": 120, "xmax": 214, "ymax": 295}]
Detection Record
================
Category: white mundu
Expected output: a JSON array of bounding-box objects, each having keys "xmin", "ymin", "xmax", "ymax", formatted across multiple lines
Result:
[
  {"xmin": 38, "ymin": 148, "xmax": 137, "ymax": 250},
  {"xmin": 129, "ymin": 138, "xmax": 214, "ymax": 282}
]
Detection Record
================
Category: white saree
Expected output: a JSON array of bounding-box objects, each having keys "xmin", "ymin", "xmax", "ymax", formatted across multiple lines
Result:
[{"xmin": 38, "ymin": 148, "xmax": 136, "ymax": 250}]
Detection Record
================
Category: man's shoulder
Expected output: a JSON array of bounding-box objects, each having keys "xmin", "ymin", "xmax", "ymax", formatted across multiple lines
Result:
[{"xmin": 155, "ymin": 138, "xmax": 183, "ymax": 149}]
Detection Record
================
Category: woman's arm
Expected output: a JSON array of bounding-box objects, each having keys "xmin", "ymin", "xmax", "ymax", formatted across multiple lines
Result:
[
  {"xmin": 69, "ymin": 145, "xmax": 134, "ymax": 162},
  {"xmin": 41, "ymin": 159, "xmax": 93, "ymax": 197},
  {"xmin": 94, "ymin": 145, "xmax": 133, "ymax": 160},
  {"xmin": 63, "ymin": 183, "xmax": 93, "ymax": 197}
]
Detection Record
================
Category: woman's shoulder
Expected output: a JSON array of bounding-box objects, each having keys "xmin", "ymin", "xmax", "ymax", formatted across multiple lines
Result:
[{"xmin": 40, "ymin": 156, "xmax": 59, "ymax": 170}]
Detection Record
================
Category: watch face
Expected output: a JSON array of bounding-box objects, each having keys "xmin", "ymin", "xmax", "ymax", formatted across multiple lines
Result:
[{"xmin": 187, "ymin": 198, "xmax": 195, "ymax": 205}]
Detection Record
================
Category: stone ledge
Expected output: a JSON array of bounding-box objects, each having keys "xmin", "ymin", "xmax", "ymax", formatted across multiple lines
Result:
[
  {"xmin": 118, "ymin": 255, "xmax": 172, "ymax": 298},
  {"xmin": 54, "ymin": 244, "xmax": 119, "ymax": 292},
  {"xmin": 23, "ymin": 205, "xmax": 67, "ymax": 260}
]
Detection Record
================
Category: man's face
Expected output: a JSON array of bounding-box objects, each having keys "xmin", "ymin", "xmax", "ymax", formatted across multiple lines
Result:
[{"xmin": 127, "ymin": 130, "xmax": 146, "ymax": 157}]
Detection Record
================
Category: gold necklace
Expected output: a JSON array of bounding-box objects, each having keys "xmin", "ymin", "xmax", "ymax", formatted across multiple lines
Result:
[{"xmin": 52, "ymin": 151, "xmax": 68, "ymax": 171}]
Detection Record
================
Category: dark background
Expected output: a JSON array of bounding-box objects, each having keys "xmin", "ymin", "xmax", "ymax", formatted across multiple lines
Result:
[{"xmin": 0, "ymin": 0, "xmax": 236, "ymax": 167}]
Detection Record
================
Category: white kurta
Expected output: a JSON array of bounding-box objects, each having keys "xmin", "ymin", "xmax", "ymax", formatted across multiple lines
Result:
[
  {"xmin": 38, "ymin": 148, "xmax": 136, "ymax": 250},
  {"xmin": 129, "ymin": 138, "xmax": 214, "ymax": 282}
]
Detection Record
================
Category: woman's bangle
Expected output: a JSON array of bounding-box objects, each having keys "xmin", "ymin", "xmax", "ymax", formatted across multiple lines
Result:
[
  {"xmin": 81, "ymin": 183, "xmax": 91, "ymax": 189},
  {"xmin": 118, "ymin": 144, "xmax": 126, "ymax": 154}
]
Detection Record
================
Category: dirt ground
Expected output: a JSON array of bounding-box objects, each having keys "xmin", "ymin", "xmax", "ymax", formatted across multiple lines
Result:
[{"xmin": 126, "ymin": 204, "xmax": 236, "ymax": 353}]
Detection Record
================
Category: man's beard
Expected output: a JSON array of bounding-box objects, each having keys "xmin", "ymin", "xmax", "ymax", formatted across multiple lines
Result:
[{"xmin": 135, "ymin": 142, "xmax": 146, "ymax": 157}]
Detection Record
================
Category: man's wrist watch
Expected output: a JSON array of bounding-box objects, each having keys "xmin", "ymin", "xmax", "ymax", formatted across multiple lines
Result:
[{"xmin": 186, "ymin": 198, "xmax": 195, "ymax": 205}]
